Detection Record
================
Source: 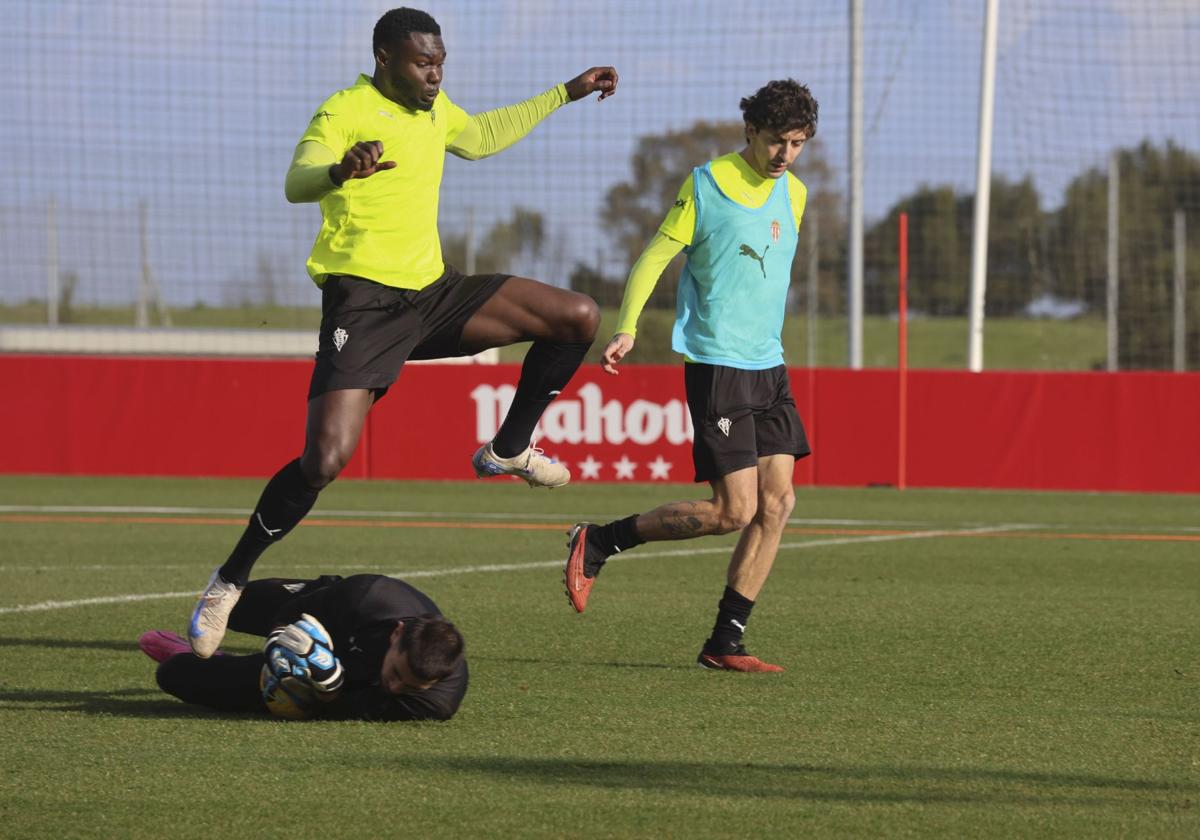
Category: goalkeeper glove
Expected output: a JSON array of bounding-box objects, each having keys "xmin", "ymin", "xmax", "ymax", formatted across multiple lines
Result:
[{"xmin": 264, "ymin": 612, "xmax": 344, "ymax": 696}]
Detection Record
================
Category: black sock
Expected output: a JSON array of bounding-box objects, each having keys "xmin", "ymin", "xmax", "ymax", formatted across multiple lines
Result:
[
  {"xmin": 581, "ymin": 515, "xmax": 643, "ymax": 578},
  {"xmin": 589, "ymin": 515, "xmax": 644, "ymax": 557},
  {"xmin": 491, "ymin": 340, "xmax": 591, "ymax": 458},
  {"xmin": 704, "ymin": 586, "xmax": 755, "ymax": 654},
  {"xmin": 219, "ymin": 459, "xmax": 320, "ymax": 585}
]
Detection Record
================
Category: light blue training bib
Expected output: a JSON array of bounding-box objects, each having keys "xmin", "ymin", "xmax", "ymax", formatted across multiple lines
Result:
[{"xmin": 672, "ymin": 162, "xmax": 799, "ymax": 369}]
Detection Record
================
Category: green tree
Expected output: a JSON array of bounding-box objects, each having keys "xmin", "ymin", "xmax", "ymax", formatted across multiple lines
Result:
[
  {"xmin": 443, "ymin": 207, "xmax": 545, "ymax": 276},
  {"xmin": 866, "ymin": 177, "xmax": 1045, "ymax": 317},
  {"xmin": 984, "ymin": 177, "xmax": 1044, "ymax": 315},
  {"xmin": 865, "ymin": 185, "xmax": 968, "ymax": 315},
  {"xmin": 1048, "ymin": 140, "xmax": 1200, "ymax": 368},
  {"xmin": 567, "ymin": 262, "xmax": 623, "ymax": 309}
]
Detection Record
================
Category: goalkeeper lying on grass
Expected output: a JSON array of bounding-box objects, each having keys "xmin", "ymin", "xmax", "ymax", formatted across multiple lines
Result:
[{"xmin": 140, "ymin": 574, "xmax": 466, "ymax": 721}]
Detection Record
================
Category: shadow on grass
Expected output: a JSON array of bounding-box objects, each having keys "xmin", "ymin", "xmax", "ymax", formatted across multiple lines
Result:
[
  {"xmin": 0, "ymin": 637, "xmax": 142, "ymax": 653},
  {"xmin": 0, "ymin": 636, "xmax": 261, "ymax": 655},
  {"xmin": 472, "ymin": 654, "xmax": 691, "ymax": 671},
  {"xmin": 0, "ymin": 686, "xmax": 256, "ymax": 720},
  {"xmin": 369, "ymin": 755, "xmax": 1194, "ymax": 808}
]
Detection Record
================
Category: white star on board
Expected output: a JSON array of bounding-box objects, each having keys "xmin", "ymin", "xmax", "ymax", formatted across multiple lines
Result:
[
  {"xmin": 612, "ymin": 456, "xmax": 637, "ymax": 480},
  {"xmin": 578, "ymin": 455, "xmax": 602, "ymax": 480},
  {"xmin": 647, "ymin": 456, "xmax": 673, "ymax": 480}
]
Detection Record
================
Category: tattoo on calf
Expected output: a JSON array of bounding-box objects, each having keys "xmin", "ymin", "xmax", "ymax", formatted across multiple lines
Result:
[{"xmin": 661, "ymin": 514, "xmax": 703, "ymax": 538}]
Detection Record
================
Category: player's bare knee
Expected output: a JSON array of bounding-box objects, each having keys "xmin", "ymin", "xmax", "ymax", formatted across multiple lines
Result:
[
  {"xmin": 758, "ymin": 488, "xmax": 795, "ymax": 528},
  {"xmin": 717, "ymin": 502, "xmax": 756, "ymax": 533},
  {"xmin": 727, "ymin": 510, "xmax": 755, "ymax": 533},
  {"xmin": 564, "ymin": 294, "xmax": 600, "ymax": 342},
  {"xmin": 301, "ymin": 447, "xmax": 348, "ymax": 489}
]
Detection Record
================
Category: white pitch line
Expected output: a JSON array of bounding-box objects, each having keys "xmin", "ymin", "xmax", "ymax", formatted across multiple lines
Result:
[
  {"xmin": 0, "ymin": 590, "xmax": 202, "ymax": 615},
  {"xmin": 0, "ymin": 524, "xmax": 1025, "ymax": 616},
  {"xmin": 0, "ymin": 504, "xmax": 941, "ymax": 528},
  {"xmin": 6, "ymin": 503, "xmax": 1192, "ymax": 534},
  {"xmin": 0, "ymin": 505, "xmax": 251, "ymax": 515}
]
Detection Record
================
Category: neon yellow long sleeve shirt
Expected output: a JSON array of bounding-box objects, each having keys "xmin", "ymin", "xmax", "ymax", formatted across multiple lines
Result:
[
  {"xmin": 284, "ymin": 83, "xmax": 568, "ymax": 203},
  {"xmin": 282, "ymin": 80, "xmax": 568, "ymax": 288}
]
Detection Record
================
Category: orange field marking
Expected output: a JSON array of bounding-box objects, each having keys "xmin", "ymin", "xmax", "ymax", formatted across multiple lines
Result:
[
  {"xmin": 0, "ymin": 514, "xmax": 564, "ymax": 531},
  {"xmin": 964, "ymin": 530, "xmax": 1200, "ymax": 543},
  {"xmin": 785, "ymin": 527, "xmax": 1200, "ymax": 543},
  {"xmin": 1, "ymin": 514, "xmax": 1198, "ymax": 543}
]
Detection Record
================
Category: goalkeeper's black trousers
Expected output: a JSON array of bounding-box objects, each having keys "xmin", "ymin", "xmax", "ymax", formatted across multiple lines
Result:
[
  {"xmin": 155, "ymin": 576, "xmax": 334, "ymax": 713},
  {"xmin": 157, "ymin": 651, "xmax": 265, "ymax": 713}
]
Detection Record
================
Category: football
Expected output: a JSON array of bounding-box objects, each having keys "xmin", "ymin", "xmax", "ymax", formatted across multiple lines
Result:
[{"xmin": 259, "ymin": 666, "xmax": 319, "ymax": 720}]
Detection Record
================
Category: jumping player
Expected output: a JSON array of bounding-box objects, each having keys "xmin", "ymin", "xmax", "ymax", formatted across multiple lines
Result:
[{"xmin": 188, "ymin": 8, "xmax": 618, "ymax": 657}]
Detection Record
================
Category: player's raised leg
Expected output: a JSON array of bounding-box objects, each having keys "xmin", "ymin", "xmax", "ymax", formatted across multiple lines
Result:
[
  {"xmin": 189, "ymin": 390, "xmax": 372, "ymax": 658},
  {"xmin": 462, "ymin": 276, "xmax": 599, "ymax": 488},
  {"xmin": 565, "ymin": 468, "xmax": 758, "ymax": 612}
]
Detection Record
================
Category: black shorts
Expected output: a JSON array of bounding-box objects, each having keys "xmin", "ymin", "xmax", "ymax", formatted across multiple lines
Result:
[
  {"xmin": 308, "ymin": 267, "xmax": 509, "ymax": 400},
  {"xmin": 684, "ymin": 363, "xmax": 811, "ymax": 482}
]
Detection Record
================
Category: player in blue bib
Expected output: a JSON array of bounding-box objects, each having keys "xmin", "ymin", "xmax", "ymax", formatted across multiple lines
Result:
[{"xmin": 564, "ymin": 80, "xmax": 818, "ymax": 673}]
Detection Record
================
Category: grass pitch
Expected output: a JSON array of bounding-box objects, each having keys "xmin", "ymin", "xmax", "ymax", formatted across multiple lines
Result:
[{"xmin": 0, "ymin": 476, "xmax": 1195, "ymax": 838}]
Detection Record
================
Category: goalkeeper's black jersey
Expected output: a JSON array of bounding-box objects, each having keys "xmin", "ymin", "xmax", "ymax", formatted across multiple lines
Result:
[{"xmin": 271, "ymin": 574, "xmax": 468, "ymax": 722}]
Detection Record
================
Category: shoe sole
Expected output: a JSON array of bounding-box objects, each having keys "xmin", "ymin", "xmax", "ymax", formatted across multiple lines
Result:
[{"xmin": 696, "ymin": 652, "xmax": 784, "ymax": 673}]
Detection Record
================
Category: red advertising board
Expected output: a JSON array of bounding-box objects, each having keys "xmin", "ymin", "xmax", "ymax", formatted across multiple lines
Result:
[{"xmin": 2, "ymin": 355, "xmax": 1198, "ymax": 493}]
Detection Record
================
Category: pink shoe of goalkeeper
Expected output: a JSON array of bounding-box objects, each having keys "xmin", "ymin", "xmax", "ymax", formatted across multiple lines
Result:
[{"xmin": 139, "ymin": 630, "xmax": 213, "ymax": 663}]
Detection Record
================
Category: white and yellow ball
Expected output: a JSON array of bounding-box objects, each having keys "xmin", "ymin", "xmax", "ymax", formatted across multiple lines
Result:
[{"xmin": 259, "ymin": 666, "xmax": 319, "ymax": 720}]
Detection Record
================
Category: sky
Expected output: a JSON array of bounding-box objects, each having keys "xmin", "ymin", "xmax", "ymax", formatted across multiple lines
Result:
[{"xmin": 1, "ymin": 0, "xmax": 1196, "ymax": 309}]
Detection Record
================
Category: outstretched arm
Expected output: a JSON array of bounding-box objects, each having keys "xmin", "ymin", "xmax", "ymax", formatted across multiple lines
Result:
[
  {"xmin": 447, "ymin": 85, "xmax": 568, "ymax": 160},
  {"xmin": 447, "ymin": 66, "xmax": 619, "ymax": 160},
  {"xmin": 603, "ymin": 232, "xmax": 685, "ymax": 375}
]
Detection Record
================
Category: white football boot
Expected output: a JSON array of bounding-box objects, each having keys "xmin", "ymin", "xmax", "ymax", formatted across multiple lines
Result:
[
  {"xmin": 472, "ymin": 442, "xmax": 570, "ymax": 488},
  {"xmin": 188, "ymin": 569, "xmax": 244, "ymax": 658}
]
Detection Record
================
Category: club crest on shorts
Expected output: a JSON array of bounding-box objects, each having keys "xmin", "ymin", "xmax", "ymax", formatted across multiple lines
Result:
[
  {"xmin": 333, "ymin": 327, "xmax": 349, "ymax": 352},
  {"xmin": 770, "ymin": 220, "xmax": 781, "ymax": 243},
  {"xmin": 717, "ymin": 417, "xmax": 732, "ymax": 437}
]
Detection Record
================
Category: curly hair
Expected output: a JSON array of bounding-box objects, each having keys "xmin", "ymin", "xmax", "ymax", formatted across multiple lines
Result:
[
  {"xmin": 373, "ymin": 7, "xmax": 441, "ymax": 54},
  {"xmin": 739, "ymin": 79, "xmax": 818, "ymax": 139}
]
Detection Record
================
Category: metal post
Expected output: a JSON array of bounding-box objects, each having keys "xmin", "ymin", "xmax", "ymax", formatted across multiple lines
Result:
[
  {"xmin": 848, "ymin": 0, "xmax": 864, "ymax": 369},
  {"xmin": 136, "ymin": 202, "xmax": 150, "ymax": 328},
  {"xmin": 47, "ymin": 198, "xmax": 59, "ymax": 326},
  {"xmin": 137, "ymin": 201, "xmax": 172, "ymax": 327},
  {"xmin": 1106, "ymin": 152, "xmax": 1119, "ymax": 371},
  {"xmin": 967, "ymin": 0, "xmax": 1000, "ymax": 373},
  {"xmin": 897, "ymin": 212, "xmax": 909, "ymax": 490},
  {"xmin": 1175, "ymin": 209, "xmax": 1186, "ymax": 372}
]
